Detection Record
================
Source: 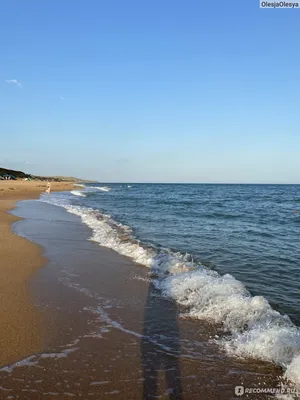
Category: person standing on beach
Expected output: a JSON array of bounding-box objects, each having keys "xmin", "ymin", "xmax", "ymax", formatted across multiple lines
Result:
[{"xmin": 46, "ymin": 182, "xmax": 51, "ymax": 194}]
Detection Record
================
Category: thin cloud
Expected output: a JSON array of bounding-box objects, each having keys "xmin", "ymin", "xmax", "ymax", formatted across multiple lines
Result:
[
  {"xmin": 60, "ymin": 96, "xmax": 65, "ymax": 100},
  {"xmin": 6, "ymin": 79, "xmax": 22, "ymax": 87}
]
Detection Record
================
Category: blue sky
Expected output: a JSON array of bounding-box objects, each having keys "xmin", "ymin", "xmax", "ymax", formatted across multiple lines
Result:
[{"xmin": 1, "ymin": 0, "xmax": 300, "ymax": 183}]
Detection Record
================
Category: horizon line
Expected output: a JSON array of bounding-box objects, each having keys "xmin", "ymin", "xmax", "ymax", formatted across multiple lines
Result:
[{"xmin": 82, "ymin": 181, "xmax": 300, "ymax": 185}]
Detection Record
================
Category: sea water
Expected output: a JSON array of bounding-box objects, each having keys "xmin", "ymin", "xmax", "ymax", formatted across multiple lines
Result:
[{"xmin": 42, "ymin": 183, "xmax": 300, "ymax": 387}]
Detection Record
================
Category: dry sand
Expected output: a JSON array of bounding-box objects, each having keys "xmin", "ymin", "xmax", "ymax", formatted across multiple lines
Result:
[{"xmin": 0, "ymin": 180, "xmax": 74, "ymax": 366}]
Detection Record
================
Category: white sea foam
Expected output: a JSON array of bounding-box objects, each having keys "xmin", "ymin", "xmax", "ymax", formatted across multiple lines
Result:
[
  {"xmin": 92, "ymin": 186, "xmax": 111, "ymax": 192},
  {"xmin": 39, "ymin": 199, "xmax": 300, "ymax": 388},
  {"xmin": 158, "ymin": 269, "xmax": 300, "ymax": 387},
  {"xmin": 61, "ymin": 205, "xmax": 195, "ymax": 274},
  {"xmin": 285, "ymin": 355, "xmax": 300, "ymax": 386},
  {"xmin": 0, "ymin": 356, "xmax": 39, "ymax": 373},
  {"xmin": 74, "ymin": 184, "xmax": 85, "ymax": 188},
  {"xmin": 39, "ymin": 348, "xmax": 78, "ymax": 359},
  {"xmin": 0, "ymin": 344, "xmax": 79, "ymax": 374},
  {"xmin": 71, "ymin": 190, "xmax": 86, "ymax": 197}
]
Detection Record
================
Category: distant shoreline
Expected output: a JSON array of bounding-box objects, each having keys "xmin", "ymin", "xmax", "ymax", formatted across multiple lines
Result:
[{"xmin": 0, "ymin": 166, "xmax": 94, "ymax": 183}]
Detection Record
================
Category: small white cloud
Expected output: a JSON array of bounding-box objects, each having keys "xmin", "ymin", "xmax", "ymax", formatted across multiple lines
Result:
[
  {"xmin": 60, "ymin": 96, "xmax": 65, "ymax": 100},
  {"xmin": 6, "ymin": 79, "xmax": 22, "ymax": 87}
]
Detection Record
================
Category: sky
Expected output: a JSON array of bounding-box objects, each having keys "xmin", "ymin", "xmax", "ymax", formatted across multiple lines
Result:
[{"xmin": 1, "ymin": 0, "xmax": 300, "ymax": 183}]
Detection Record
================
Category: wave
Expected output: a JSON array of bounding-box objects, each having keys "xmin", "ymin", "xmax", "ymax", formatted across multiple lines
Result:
[
  {"xmin": 92, "ymin": 186, "xmax": 111, "ymax": 192},
  {"xmin": 73, "ymin": 184, "xmax": 86, "ymax": 188},
  {"xmin": 39, "ymin": 199, "xmax": 300, "ymax": 388},
  {"xmin": 70, "ymin": 190, "xmax": 86, "ymax": 197},
  {"xmin": 159, "ymin": 271, "xmax": 300, "ymax": 382},
  {"xmin": 0, "ymin": 344, "xmax": 79, "ymax": 374}
]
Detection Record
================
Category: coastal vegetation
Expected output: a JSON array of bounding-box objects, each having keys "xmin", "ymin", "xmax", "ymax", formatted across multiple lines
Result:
[{"xmin": 0, "ymin": 167, "xmax": 92, "ymax": 183}]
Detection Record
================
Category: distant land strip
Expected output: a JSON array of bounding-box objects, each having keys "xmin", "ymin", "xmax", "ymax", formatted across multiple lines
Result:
[{"xmin": 0, "ymin": 167, "xmax": 94, "ymax": 183}]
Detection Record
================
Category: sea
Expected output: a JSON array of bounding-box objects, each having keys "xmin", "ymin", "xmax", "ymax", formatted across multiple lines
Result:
[{"xmin": 42, "ymin": 183, "xmax": 300, "ymax": 389}]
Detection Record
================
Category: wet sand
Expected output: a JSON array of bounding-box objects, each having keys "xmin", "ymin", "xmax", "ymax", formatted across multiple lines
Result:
[
  {"xmin": 0, "ymin": 181, "xmax": 74, "ymax": 366},
  {"xmin": 0, "ymin": 199, "xmax": 286, "ymax": 400}
]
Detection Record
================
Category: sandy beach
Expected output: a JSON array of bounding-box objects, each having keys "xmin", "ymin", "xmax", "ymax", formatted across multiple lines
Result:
[{"xmin": 0, "ymin": 181, "xmax": 74, "ymax": 366}]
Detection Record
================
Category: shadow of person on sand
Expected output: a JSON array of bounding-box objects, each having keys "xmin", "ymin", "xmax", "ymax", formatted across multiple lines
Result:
[{"xmin": 141, "ymin": 274, "xmax": 183, "ymax": 400}]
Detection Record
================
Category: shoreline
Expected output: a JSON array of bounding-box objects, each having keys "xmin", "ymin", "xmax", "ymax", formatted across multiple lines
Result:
[
  {"xmin": 0, "ymin": 181, "xmax": 74, "ymax": 366},
  {"xmin": 1, "ymin": 194, "xmax": 285, "ymax": 399}
]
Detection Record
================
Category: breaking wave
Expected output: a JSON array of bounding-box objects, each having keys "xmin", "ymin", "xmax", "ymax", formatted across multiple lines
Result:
[
  {"xmin": 92, "ymin": 186, "xmax": 111, "ymax": 192},
  {"xmin": 71, "ymin": 190, "xmax": 86, "ymax": 197}
]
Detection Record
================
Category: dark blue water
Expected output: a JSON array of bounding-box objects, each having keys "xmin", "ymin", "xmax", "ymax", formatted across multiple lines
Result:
[{"xmin": 80, "ymin": 183, "xmax": 300, "ymax": 325}]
